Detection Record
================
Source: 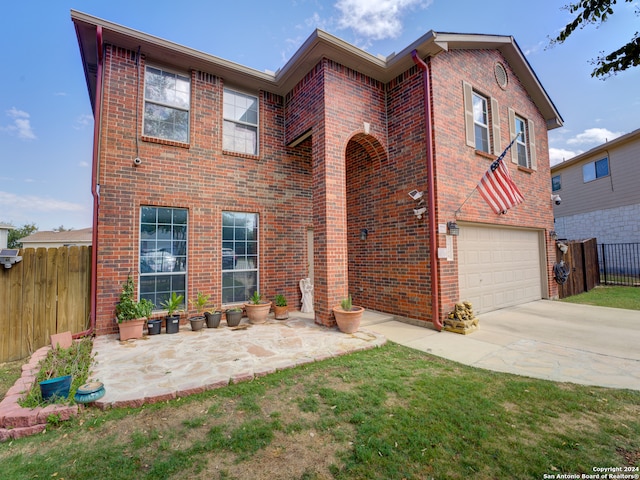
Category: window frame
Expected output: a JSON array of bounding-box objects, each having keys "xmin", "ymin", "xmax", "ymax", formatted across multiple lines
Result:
[
  {"xmin": 508, "ymin": 108, "xmax": 537, "ymax": 170},
  {"xmin": 551, "ymin": 175, "xmax": 562, "ymax": 192},
  {"xmin": 221, "ymin": 211, "xmax": 259, "ymax": 305},
  {"xmin": 463, "ymin": 81, "xmax": 501, "ymax": 155},
  {"xmin": 139, "ymin": 206, "xmax": 188, "ymax": 310},
  {"xmin": 514, "ymin": 115, "xmax": 529, "ymax": 168},
  {"xmin": 223, "ymin": 88, "xmax": 259, "ymax": 156},
  {"xmin": 582, "ymin": 157, "xmax": 610, "ymax": 183},
  {"xmin": 472, "ymin": 92, "xmax": 490, "ymax": 153},
  {"xmin": 142, "ymin": 65, "xmax": 191, "ymax": 144}
]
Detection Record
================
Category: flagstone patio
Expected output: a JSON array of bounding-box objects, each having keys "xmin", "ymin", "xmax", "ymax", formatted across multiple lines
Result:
[{"xmin": 90, "ymin": 313, "xmax": 387, "ymax": 409}]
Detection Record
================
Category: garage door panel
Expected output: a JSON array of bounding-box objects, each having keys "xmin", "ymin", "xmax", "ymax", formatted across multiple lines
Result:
[{"xmin": 458, "ymin": 226, "xmax": 542, "ymax": 314}]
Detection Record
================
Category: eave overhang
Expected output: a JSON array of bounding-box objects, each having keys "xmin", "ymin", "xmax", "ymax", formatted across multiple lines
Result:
[{"xmin": 71, "ymin": 10, "xmax": 563, "ymax": 130}]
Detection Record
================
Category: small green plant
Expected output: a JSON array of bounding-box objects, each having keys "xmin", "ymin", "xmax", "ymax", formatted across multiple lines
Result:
[
  {"xmin": 19, "ymin": 337, "xmax": 94, "ymax": 408},
  {"xmin": 274, "ymin": 294, "xmax": 287, "ymax": 307},
  {"xmin": 116, "ymin": 276, "xmax": 153, "ymax": 322},
  {"xmin": 161, "ymin": 292, "xmax": 184, "ymax": 316},
  {"xmin": 227, "ymin": 306, "xmax": 243, "ymax": 312},
  {"xmin": 249, "ymin": 291, "xmax": 263, "ymax": 305},
  {"xmin": 189, "ymin": 291, "xmax": 210, "ymax": 314},
  {"xmin": 340, "ymin": 294, "xmax": 353, "ymax": 311}
]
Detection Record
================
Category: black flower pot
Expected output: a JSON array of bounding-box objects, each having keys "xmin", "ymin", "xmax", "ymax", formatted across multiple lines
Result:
[
  {"xmin": 205, "ymin": 311, "xmax": 222, "ymax": 328},
  {"xmin": 225, "ymin": 309, "xmax": 243, "ymax": 327},
  {"xmin": 165, "ymin": 315, "xmax": 180, "ymax": 334},
  {"xmin": 147, "ymin": 318, "xmax": 162, "ymax": 335}
]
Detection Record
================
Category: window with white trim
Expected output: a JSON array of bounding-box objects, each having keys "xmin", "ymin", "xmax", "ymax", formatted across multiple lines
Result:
[
  {"xmin": 463, "ymin": 81, "xmax": 501, "ymax": 155},
  {"xmin": 143, "ymin": 66, "xmax": 191, "ymax": 143},
  {"xmin": 514, "ymin": 115, "xmax": 529, "ymax": 167},
  {"xmin": 583, "ymin": 157, "xmax": 609, "ymax": 182},
  {"xmin": 222, "ymin": 212, "xmax": 258, "ymax": 304},
  {"xmin": 473, "ymin": 93, "xmax": 489, "ymax": 152},
  {"xmin": 139, "ymin": 207, "xmax": 188, "ymax": 309},
  {"xmin": 223, "ymin": 89, "xmax": 259, "ymax": 155},
  {"xmin": 508, "ymin": 108, "xmax": 537, "ymax": 170}
]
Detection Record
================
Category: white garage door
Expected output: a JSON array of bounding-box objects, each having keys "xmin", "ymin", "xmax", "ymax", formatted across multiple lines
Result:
[{"xmin": 458, "ymin": 225, "xmax": 543, "ymax": 314}]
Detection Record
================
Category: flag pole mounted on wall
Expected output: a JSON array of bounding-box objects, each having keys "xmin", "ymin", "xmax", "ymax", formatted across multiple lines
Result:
[{"xmin": 455, "ymin": 133, "xmax": 524, "ymax": 216}]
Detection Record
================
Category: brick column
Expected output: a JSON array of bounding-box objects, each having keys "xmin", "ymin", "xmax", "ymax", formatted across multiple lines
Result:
[{"xmin": 312, "ymin": 128, "xmax": 349, "ymax": 327}]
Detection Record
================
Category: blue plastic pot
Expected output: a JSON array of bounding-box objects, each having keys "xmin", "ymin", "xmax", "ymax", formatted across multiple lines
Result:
[{"xmin": 39, "ymin": 375, "xmax": 72, "ymax": 401}]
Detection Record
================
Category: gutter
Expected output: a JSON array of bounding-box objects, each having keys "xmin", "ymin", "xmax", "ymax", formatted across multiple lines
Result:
[
  {"xmin": 411, "ymin": 50, "xmax": 442, "ymax": 332},
  {"xmin": 73, "ymin": 26, "xmax": 103, "ymax": 339}
]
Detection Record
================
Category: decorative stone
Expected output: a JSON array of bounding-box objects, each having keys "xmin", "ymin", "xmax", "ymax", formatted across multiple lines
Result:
[{"xmin": 300, "ymin": 278, "xmax": 314, "ymax": 313}]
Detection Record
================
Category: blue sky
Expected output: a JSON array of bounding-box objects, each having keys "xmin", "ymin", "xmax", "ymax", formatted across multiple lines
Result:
[{"xmin": 1, "ymin": 0, "xmax": 638, "ymax": 231}]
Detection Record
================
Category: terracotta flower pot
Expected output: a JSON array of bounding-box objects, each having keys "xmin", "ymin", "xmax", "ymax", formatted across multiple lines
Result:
[
  {"xmin": 273, "ymin": 304, "xmax": 289, "ymax": 320},
  {"xmin": 245, "ymin": 302, "xmax": 272, "ymax": 324},
  {"xmin": 332, "ymin": 306, "xmax": 364, "ymax": 333},
  {"xmin": 118, "ymin": 317, "xmax": 146, "ymax": 341}
]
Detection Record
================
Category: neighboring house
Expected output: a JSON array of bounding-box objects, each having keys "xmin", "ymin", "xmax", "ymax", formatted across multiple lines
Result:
[
  {"xmin": 19, "ymin": 228, "xmax": 93, "ymax": 248},
  {"xmin": 551, "ymin": 128, "xmax": 640, "ymax": 244},
  {"xmin": 72, "ymin": 11, "xmax": 562, "ymax": 336}
]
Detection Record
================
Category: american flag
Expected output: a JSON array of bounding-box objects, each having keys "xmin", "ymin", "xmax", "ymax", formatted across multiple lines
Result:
[{"xmin": 477, "ymin": 145, "xmax": 524, "ymax": 215}]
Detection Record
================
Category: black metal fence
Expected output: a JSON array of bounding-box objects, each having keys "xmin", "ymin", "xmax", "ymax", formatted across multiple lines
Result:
[{"xmin": 599, "ymin": 243, "xmax": 640, "ymax": 286}]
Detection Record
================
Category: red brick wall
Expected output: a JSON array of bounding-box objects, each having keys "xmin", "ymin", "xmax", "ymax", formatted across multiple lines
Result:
[
  {"xmin": 95, "ymin": 45, "xmax": 312, "ymax": 334},
  {"xmin": 428, "ymin": 49, "xmax": 558, "ymax": 318},
  {"xmin": 94, "ymin": 42, "xmax": 557, "ymax": 335}
]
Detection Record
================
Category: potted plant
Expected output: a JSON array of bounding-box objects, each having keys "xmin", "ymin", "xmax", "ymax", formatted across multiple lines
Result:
[
  {"xmin": 332, "ymin": 294, "xmax": 364, "ymax": 334},
  {"xmin": 161, "ymin": 292, "xmax": 184, "ymax": 334},
  {"xmin": 273, "ymin": 294, "xmax": 289, "ymax": 320},
  {"xmin": 205, "ymin": 304, "xmax": 222, "ymax": 328},
  {"xmin": 116, "ymin": 276, "xmax": 155, "ymax": 341},
  {"xmin": 225, "ymin": 306, "xmax": 244, "ymax": 327},
  {"xmin": 188, "ymin": 291, "xmax": 209, "ymax": 331},
  {"xmin": 244, "ymin": 291, "xmax": 272, "ymax": 324}
]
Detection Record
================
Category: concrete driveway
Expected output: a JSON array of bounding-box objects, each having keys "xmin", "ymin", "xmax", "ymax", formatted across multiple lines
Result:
[{"xmin": 361, "ymin": 300, "xmax": 640, "ymax": 391}]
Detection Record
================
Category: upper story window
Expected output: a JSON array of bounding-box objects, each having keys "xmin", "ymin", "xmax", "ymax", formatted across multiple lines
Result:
[
  {"xmin": 463, "ymin": 81, "xmax": 501, "ymax": 155},
  {"xmin": 552, "ymin": 175, "xmax": 561, "ymax": 192},
  {"xmin": 583, "ymin": 157, "xmax": 609, "ymax": 182},
  {"xmin": 223, "ymin": 89, "xmax": 259, "ymax": 155},
  {"xmin": 508, "ymin": 108, "xmax": 537, "ymax": 170},
  {"xmin": 143, "ymin": 66, "xmax": 191, "ymax": 143},
  {"xmin": 473, "ymin": 93, "xmax": 489, "ymax": 152},
  {"xmin": 514, "ymin": 115, "xmax": 529, "ymax": 167}
]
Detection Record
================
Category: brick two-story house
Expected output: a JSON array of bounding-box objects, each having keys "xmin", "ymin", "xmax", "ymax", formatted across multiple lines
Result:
[{"xmin": 72, "ymin": 10, "xmax": 562, "ymax": 335}]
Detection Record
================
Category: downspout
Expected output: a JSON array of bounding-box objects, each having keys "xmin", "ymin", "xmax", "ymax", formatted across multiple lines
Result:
[
  {"xmin": 411, "ymin": 50, "xmax": 442, "ymax": 331},
  {"xmin": 74, "ymin": 26, "xmax": 103, "ymax": 339}
]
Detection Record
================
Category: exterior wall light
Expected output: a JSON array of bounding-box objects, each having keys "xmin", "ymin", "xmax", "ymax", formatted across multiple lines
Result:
[
  {"xmin": 447, "ymin": 221, "xmax": 459, "ymax": 236},
  {"xmin": 360, "ymin": 228, "xmax": 369, "ymax": 240}
]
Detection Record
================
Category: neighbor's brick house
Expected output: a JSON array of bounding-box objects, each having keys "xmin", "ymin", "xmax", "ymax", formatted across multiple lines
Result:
[{"xmin": 72, "ymin": 11, "xmax": 562, "ymax": 335}]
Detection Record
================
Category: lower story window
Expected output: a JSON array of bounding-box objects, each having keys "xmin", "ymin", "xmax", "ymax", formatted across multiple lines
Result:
[
  {"xmin": 139, "ymin": 206, "xmax": 188, "ymax": 309},
  {"xmin": 222, "ymin": 211, "xmax": 258, "ymax": 304}
]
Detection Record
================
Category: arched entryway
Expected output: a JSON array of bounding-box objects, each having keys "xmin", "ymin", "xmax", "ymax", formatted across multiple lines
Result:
[{"xmin": 344, "ymin": 133, "xmax": 390, "ymax": 312}]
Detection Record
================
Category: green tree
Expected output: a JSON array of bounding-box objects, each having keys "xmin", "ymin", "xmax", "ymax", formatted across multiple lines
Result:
[
  {"xmin": 551, "ymin": 0, "xmax": 639, "ymax": 78},
  {"xmin": 5, "ymin": 223, "xmax": 38, "ymax": 249}
]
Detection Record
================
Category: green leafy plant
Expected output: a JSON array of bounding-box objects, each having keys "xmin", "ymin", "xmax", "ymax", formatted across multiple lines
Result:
[
  {"xmin": 227, "ymin": 306, "xmax": 243, "ymax": 312},
  {"xmin": 19, "ymin": 337, "xmax": 94, "ymax": 408},
  {"xmin": 116, "ymin": 276, "xmax": 154, "ymax": 322},
  {"xmin": 340, "ymin": 294, "xmax": 353, "ymax": 311},
  {"xmin": 161, "ymin": 292, "xmax": 185, "ymax": 316},
  {"xmin": 249, "ymin": 291, "xmax": 263, "ymax": 305},
  {"xmin": 274, "ymin": 294, "xmax": 287, "ymax": 307},
  {"xmin": 189, "ymin": 291, "xmax": 210, "ymax": 315}
]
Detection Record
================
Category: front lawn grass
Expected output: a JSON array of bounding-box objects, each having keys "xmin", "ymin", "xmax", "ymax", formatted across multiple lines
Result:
[
  {"xmin": 560, "ymin": 285, "xmax": 640, "ymax": 310},
  {"xmin": 1, "ymin": 342, "xmax": 638, "ymax": 479}
]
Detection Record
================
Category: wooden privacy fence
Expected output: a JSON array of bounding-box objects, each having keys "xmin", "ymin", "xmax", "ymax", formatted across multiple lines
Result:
[
  {"xmin": 0, "ymin": 246, "xmax": 91, "ymax": 363},
  {"xmin": 556, "ymin": 238, "xmax": 599, "ymax": 299}
]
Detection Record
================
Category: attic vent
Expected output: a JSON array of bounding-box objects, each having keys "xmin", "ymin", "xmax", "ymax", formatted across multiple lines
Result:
[{"xmin": 494, "ymin": 62, "xmax": 508, "ymax": 89}]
